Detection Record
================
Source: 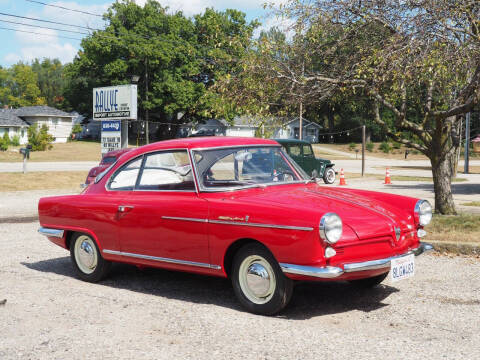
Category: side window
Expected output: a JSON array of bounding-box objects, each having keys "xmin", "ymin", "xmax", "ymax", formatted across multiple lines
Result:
[
  {"xmin": 303, "ymin": 145, "xmax": 313, "ymax": 156},
  {"xmin": 109, "ymin": 157, "xmax": 142, "ymax": 190},
  {"xmin": 138, "ymin": 150, "xmax": 194, "ymax": 191},
  {"xmin": 289, "ymin": 145, "xmax": 301, "ymax": 156}
]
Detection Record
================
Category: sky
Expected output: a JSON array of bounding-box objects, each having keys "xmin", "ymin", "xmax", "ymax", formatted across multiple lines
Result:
[{"xmin": 0, "ymin": 0, "xmax": 285, "ymax": 67}]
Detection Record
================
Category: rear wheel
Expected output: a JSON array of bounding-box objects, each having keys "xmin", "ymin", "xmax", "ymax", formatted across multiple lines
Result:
[
  {"xmin": 232, "ymin": 244, "xmax": 293, "ymax": 315},
  {"xmin": 70, "ymin": 232, "xmax": 111, "ymax": 282},
  {"xmin": 323, "ymin": 167, "xmax": 336, "ymax": 184},
  {"xmin": 349, "ymin": 272, "xmax": 389, "ymax": 288}
]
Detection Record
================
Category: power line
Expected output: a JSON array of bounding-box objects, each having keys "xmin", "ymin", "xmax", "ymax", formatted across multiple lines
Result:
[
  {"xmin": 0, "ymin": 25, "xmax": 82, "ymax": 41},
  {"xmin": 0, "ymin": 19, "xmax": 90, "ymax": 35},
  {"xmin": 25, "ymin": 0, "xmax": 103, "ymax": 18},
  {"xmin": 0, "ymin": 11, "xmax": 103, "ymax": 31}
]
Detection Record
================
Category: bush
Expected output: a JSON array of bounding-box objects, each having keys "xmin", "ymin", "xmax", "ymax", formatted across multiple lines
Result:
[
  {"xmin": 70, "ymin": 123, "xmax": 82, "ymax": 141},
  {"xmin": 11, "ymin": 135, "xmax": 20, "ymax": 146},
  {"xmin": 392, "ymin": 141, "xmax": 401, "ymax": 150},
  {"xmin": 366, "ymin": 142, "xmax": 374, "ymax": 152},
  {"xmin": 379, "ymin": 141, "xmax": 391, "ymax": 153},
  {"xmin": 0, "ymin": 134, "xmax": 7, "ymax": 151},
  {"xmin": 28, "ymin": 123, "xmax": 54, "ymax": 151},
  {"xmin": 348, "ymin": 142, "xmax": 357, "ymax": 151}
]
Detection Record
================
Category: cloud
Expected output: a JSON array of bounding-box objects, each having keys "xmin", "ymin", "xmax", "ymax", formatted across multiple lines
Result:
[
  {"xmin": 3, "ymin": 1, "xmax": 110, "ymax": 65},
  {"xmin": 253, "ymin": 15, "xmax": 295, "ymax": 39},
  {"xmin": 136, "ymin": 0, "xmax": 269, "ymax": 16}
]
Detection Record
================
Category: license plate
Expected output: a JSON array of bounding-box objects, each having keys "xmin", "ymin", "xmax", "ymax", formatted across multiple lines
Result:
[{"xmin": 390, "ymin": 254, "xmax": 415, "ymax": 282}]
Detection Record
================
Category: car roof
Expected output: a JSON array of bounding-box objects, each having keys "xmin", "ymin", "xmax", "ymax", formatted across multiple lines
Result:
[
  {"xmin": 118, "ymin": 137, "xmax": 280, "ymax": 163},
  {"xmin": 103, "ymin": 148, "xmax": 133, "ymax": 157},
  {"xmin": 272, "ymin": 138, "xmax": 309, "ymax": 145}
]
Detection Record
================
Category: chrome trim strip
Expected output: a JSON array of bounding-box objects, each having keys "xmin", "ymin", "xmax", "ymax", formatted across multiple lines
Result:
[
  {"xmin": 280, "ymin": 242, "xmax": 433, "ymax": 278},
  {"xmin": 102, "ymin": 249, "xmax": 221, "ymax": 270},
  {"xmin": 161, "ymin": 216, "xmax": 208, "ymax": 223},
  {"xmin": 38, "ymin": 227, "xmax": 64, "ymax": 238},
  {"xmin": 280, "ymin": 263, "xmax": 344, "ymax": 278},
  {"xmin": 209, "ymin": 219, "xmax": 313, "ymax": 231},
  {"xmin": 343, "ymin": 242, "xmax": 434, "ymax": 273},
  {"xmin": 191, "ymin": 143, "xmax": 280, "ymax": 152}
]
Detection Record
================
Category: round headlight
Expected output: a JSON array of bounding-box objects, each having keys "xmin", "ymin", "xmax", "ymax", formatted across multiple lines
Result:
[
  {"xmin": 415, "ymin": 200, "xmax": 432, "ymax": 226},
  {"xmin": 319, "ymin": 213, "xmax": 343, "ymax": 244}
]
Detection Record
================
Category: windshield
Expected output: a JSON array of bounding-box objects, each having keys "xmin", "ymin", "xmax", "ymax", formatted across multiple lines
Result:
[{"xmin": 193, "ymin": 146, "xmax": 309, "ymax": 191}]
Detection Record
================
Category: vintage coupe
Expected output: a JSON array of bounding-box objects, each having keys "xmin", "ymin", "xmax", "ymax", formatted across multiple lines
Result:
[{"xmin": 38, "ymin": 137, "xmax": 433, "ymax": 315}]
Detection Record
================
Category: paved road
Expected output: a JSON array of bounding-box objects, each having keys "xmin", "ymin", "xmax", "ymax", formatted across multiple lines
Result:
[
  {"xmin": 0, "ymin": 221, "xmax": 479, "ymax": 359},
  {"xmin": 0, "ymin": 161, "xmax": 98, "ymax": 173}
]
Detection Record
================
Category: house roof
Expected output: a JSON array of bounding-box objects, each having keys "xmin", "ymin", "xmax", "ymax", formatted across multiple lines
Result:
[
  {"xmin": 284, "ymin": 117, "xmax": 322, "ymax": 129},
  {"xmin": 14, "ymin": 106, "xmax": 75, "ymax": 118},
  {"xmin": 0, "ymin": 109, "xmax": 29, "ymax": 127}
]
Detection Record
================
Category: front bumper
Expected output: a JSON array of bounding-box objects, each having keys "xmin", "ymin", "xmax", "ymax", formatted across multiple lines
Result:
[{"xmin": 280, "ymin": 242, "xmax": 433, "ymax": 279}]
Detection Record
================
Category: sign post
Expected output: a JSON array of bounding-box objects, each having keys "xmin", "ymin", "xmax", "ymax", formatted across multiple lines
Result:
[{"xmin": 93, "ymin": 84, "xmax": 137, "ymax": 155}]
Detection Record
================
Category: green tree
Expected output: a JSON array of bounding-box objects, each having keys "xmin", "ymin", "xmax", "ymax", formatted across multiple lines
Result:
[
  {"xmin": 64, "ymin": 0, "xmax": 257, "ymax": 134},
  {"xmin": 7, "ymin": 63, "xmax": 46, "ymax": 107},
  {"xmin": 31, "ymin": 58, "xmax": 65, "ymax": 107},
  {"xmin": 254, "ymin": 0, "xmax": 480, "ymax": 214}
]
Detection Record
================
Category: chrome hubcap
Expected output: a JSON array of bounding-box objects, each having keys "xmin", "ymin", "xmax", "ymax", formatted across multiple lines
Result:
[
  {"xmin": 239, "ymin": 255, "xmax": 276, "ymax": 304},
  {"xmin": 74, "ymin": 236, "xmax": 98, "ymax": 274},
  {"xmin": 326, "ymin": 169, "xmax": 335, "ymax": 182}
]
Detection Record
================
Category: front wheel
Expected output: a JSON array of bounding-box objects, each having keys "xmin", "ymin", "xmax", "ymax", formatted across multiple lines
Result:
[
  {"xmin": 70, "ymin": 232, "xmax": 111, "ymax": 282},
  {"xmin": 232, "ymin": 244, "xmax": 293, "ymax": 315},
  {"xmin": 323, "ymin": 167, "xmax": 336, "ymax": 184},
  {"xmin": 349, "ymin": 272, "xmax": 389, "ymax": 288}
]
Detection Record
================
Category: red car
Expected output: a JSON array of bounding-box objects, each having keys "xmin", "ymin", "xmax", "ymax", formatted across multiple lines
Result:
[
  {"xmin": 84, "ymin": 148, "xmax": 133, "ymax": 185},
  {"xmin": 39, "ymin": 137, "xmax": 433, "ymax": 315}
]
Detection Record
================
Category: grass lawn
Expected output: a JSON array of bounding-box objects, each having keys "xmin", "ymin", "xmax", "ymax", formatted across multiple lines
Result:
[
  {"xmin": 0, "ymin": 171, "xmax": 87, "ymax": 191},
  {"xmin": 315, "ymin": 142, "xmax": 430, "ymax": 160},
  {"xmin": 0, "ymin": 141, "xmax": 102, "ymax": 162},
  {"xmin": 343, "ymin": 172, "xmax": 467, "ymax": 182},
  {"xmin": 424, "ymin": 214, "xmax": 480, "ymax": 243},
  {"xmin": 462, "ymin": 201, "xmax": 480, "ymax": 207}
]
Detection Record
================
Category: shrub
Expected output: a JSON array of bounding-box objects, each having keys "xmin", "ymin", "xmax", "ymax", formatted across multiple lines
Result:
[
  {"xmin": 28, "ymin": 123, "xmax": 54, "ymax": 151},
  {"xmin": 348, "ymin": 142, "xmax": 357, "ymax": 151},
  {"xmin": 366, "ymin": 142, "xmax": 374, "ymax": 152},
  {"xmin": 2, "ymin": 131, "xmax": 10, "ymax": 147},
  {"xmin": 392, "ymin": 141, "xmax": 401, "ymax": 150},
  {"xmin": 379, "ymin": 141, "xmax": 391, "ymax": 153},
  {"xmin": 70, "ymin": 124, "xmax": 82, "ymax": 141},
  {"xmin": 11, "ymin": 135, "xmax": 20, "ymax": 146},
  {"xmin": 0, "ymin": 134, "xmax": 7, "ymax": 151}
]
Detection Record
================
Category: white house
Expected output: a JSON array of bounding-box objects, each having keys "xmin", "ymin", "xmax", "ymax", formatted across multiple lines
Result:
[
  {"xmin": 223, "ymin": 116, "xmax": 259, "ymax": 137},
  {"xmin": 0, "ymin": 109, "xmax": 29, "ymax": 144},
  {"xmin": 273, "ymin": 117, "xmax": 323, "ymax": 143},
  {"xmin": 12, "ymin": 106, "xmax": 76, "ymax": 143}
]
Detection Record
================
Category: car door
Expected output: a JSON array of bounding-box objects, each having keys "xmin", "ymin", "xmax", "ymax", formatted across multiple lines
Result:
[
  {"xmin": 301, "ymin": 144, "xmax": 320, "ymax": 175},
  {"xmin": 114, "ymin": 150, "xmax": 210, "ymax": 265}
]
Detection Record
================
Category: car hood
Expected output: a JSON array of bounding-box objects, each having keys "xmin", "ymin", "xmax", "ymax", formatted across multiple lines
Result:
[{"xmin": 228, "ymin": 184, "xmax": 415, "ymax": 240}]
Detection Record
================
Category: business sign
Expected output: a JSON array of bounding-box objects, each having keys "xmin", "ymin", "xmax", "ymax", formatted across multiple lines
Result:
[
  {"xmin": 101, "ymin": 120, "xmax": 122, "ymax": 154},
  {"xmin": 93, "ymin": 84, "xmax": 137, "ymax": 120}
]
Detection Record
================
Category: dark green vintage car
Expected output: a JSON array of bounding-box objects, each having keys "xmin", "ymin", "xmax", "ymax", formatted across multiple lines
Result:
[{"xmin": 274, "ymin": 139, "xmax": 336, "ymax": 184}]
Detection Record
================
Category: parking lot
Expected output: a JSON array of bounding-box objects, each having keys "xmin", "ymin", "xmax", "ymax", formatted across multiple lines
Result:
[{"xmin": 1, "ymin": 221, "xmax": 479, "ymax": 359}]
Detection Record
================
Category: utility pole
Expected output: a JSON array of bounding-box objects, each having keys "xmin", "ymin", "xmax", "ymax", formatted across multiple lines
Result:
[
  {"xmin": 361, "ymin": 125, "xmax": 365, "ymax": 177},
  {"xmin": 464, "ymin": 112, "xmax": 470, "ymax": 174},
  {"xmin": 145, "ymin": 58, "xmax": 149, "ymax": 145},
  {"xmin": 299, "ymin": 59, "xmax": 305, "ymax": 140}
]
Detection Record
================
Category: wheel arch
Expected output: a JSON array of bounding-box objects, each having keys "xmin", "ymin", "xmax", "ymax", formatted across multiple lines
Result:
[
  {"xmin": 223, "ymin": 238, "xmax": 274, "ymax": 278},
  {"xmin": 63, "ymin": 228, "xmax": 102, "ymax": 251}
]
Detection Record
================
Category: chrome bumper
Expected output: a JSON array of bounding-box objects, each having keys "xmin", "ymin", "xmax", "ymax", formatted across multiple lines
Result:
[
  {"xmin": 38, "ymin": 227, "xmax": 64, "ymax": 238},
  {"xmin": 280, "ymin": 242, "xmax": 434, "ymax": 279}
]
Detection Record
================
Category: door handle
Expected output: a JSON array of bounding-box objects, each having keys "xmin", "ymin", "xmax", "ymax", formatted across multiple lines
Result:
[{"xmin": 118, "ymin": 205, "xmax": 134, "ymax": 213}]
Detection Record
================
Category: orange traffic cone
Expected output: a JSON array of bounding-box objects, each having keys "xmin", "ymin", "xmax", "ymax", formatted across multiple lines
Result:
[
  {"xmin": 384, "ymin": 167, "xmax": 392, "ymax": 184},
  {"xmin": 339, "ymin": 168, "xmax": 346, "ymax": 185}
]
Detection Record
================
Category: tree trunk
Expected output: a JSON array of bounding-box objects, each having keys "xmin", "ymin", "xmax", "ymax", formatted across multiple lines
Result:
[{"xmin": 430, "ymin": 153, "xmax": 457, "ymax": 215}]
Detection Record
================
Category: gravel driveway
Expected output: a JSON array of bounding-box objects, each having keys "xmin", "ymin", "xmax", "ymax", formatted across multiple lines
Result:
[{"xmin": 1, "ymin": 222, "xmax": 479, "ymax": 359}]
